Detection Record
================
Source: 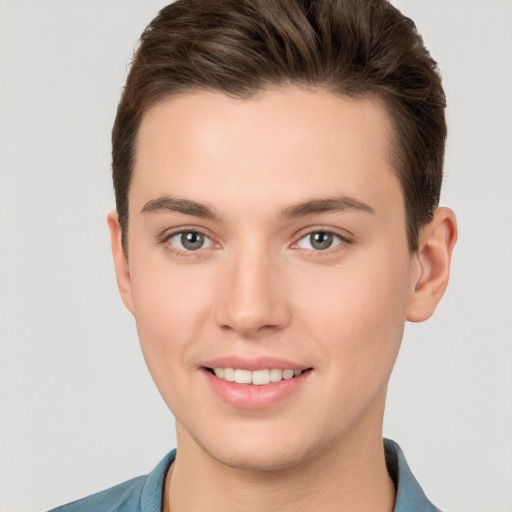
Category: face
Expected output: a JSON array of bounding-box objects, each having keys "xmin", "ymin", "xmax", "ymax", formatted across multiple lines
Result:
[{"xmin": 112, "ymin": 87, "xmax": 420, "ymax": 471}]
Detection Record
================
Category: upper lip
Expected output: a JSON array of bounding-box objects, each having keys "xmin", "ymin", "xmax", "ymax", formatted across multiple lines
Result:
[{"xmin": 201, "ymin": 356, "xmax": 310, "ymax": 371}]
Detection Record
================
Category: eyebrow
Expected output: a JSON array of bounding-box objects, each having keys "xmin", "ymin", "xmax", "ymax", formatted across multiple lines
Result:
[
  {"xmin": 141, "ymin": 194, "xmax": 375, "ymax": 220},
  {"xmin": 141, "ymin": 196, "xmax": 220, "ymax": 219},
  {"xmin": 279, "ymin": 196, "xmax": 375, "ymax": 219}
]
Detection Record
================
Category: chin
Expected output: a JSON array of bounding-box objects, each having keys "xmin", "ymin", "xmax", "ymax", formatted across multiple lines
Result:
[
  {"xmin": 191, "ymin": 422, "xmax": 328, "ymax": 473},
  {"xmin": 208, "ymin": 442, "xmax": 313, "ymax": 472}
]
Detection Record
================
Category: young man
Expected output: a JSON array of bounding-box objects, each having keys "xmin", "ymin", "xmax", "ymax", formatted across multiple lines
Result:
[{"xmin": 51, "ymin": 0, "xmax": 457, "ymax": 510}]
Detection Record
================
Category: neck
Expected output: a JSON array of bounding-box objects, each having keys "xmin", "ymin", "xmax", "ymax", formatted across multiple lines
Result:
[{"xmin": 164, "ymin": 425, "xmax": 395, "ymax": 512}]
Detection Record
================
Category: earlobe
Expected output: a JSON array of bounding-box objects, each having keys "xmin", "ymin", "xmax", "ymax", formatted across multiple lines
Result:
[
  {"xmin": 406, "ymin": 207, "xmax": 458, "ymax": 322},
  {"xmin": 107, "ymin": 211, "xmax": 135, "ymax": 315}
]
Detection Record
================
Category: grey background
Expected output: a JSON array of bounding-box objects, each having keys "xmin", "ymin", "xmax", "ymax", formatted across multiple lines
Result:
[{"xmin": 0, "ymin": 1, "xmax": 511, "ymax": 511}]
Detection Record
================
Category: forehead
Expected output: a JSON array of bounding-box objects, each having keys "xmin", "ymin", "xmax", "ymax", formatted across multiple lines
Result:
[{"xmin": 131, "ymin": 87, "xmax": 400, "ymax": 216}]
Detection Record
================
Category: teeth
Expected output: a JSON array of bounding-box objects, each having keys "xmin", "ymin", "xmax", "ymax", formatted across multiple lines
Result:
[
  {"xmin": 282, "ymin": 369, "xmax": 294, "ymax": 380},
  {"xmin": 251, "ymin": 369, "xmax": 270, "ymax": 385},
  {"xmin": 212, "ymin": 367, "xmax": 304, "ymax": 385},
  {"xmin": 223, "ymin": 367, "xmax": 235, "ymax": 381},
  {"xmin": 269, "ymin": 368, "xmax": 283, "ymax": 382},
  {"xmin": 234, "ymin": 369, "xmax": 252, "ymax": 384}
]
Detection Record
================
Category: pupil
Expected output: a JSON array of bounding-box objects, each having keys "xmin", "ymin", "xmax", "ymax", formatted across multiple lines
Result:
[
  {"xmin": 311, "ymin": 232, "xmax": 333, "ymax": 250},
  {"xmin": 181, "ymin": 231, "xmax": 204, "ymax": 250}
]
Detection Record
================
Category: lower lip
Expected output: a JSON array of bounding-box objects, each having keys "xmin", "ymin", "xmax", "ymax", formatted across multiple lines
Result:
[{"xmin": 202, "ymin": 369, "xmax": 311, "ymax": 410}]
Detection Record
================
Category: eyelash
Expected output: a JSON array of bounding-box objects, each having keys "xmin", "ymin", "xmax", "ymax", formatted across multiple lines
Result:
[
  {"xmin": 160, "ymin": 228, "xmax": 352, "ymax": 258},
  {"xmin": 292, "ymin": 230, "xmax": 352, "ymax": 254},
  {"xmin": 161, "ymin": 228, "xmax": 218, "ymax": 258}
]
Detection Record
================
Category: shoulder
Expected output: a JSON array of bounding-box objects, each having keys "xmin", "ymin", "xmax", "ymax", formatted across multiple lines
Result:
[
  {"xmin": 47, "ymin": 450, "xmax": 176, "ymax": 512},
  {"xmin": 48, "ymin": 476, "xmax": 146, "ymax": 512}
]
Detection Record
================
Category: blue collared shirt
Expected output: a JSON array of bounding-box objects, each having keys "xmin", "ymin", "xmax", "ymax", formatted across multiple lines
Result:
[
  {"xmin": 385, "ymin": 439, "xmax": 441, "ymax": 511},
  {"xmin": 48, "ymin": 439, "xmax": 440, "ymax": 511}
]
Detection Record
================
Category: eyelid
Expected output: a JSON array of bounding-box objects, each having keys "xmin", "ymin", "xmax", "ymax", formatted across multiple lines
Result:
[
  {"xmin": 158, "ymin": 225, "xmax": 352, "ymax": 256},
  {"xmin": 169, "ymin": 231, "xmax": 214, "ymax": 250},
  {"xmin": 290, "ymin": 227, "xmax": 353, "ymax": 251},
  {"xmin": 160, "ymin": 226, "xmax": 220, "ymax": 256}
]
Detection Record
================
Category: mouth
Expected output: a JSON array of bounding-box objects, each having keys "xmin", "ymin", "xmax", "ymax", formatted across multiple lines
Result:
[
  {"xmin": 204, "ymin": 367, "xmax": 312, "ymax": 385},
  {"xmin": 200, "ymin": 357, "xmax": 313, "ymax": 408}
]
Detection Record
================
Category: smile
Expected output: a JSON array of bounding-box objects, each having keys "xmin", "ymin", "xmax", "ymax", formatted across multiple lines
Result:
[
  {"xmin": 210, "ymin": 367, "xmax": 303, "ymax": 385},
  {"xmin": 202, "ymin": 364, "xmax": 312, "ymax": 409}
]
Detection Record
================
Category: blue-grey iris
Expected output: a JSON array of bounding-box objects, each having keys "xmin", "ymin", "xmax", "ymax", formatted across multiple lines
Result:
[
  {"xmin": 181, "ymin": 231, "xmax": 204, "ymax": 250},
  {"xmin": 310, "ymin": 232, "xmax": 333, "ymax": 250}
]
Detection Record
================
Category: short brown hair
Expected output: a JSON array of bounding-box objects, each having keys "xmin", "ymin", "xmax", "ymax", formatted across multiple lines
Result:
[{"xmin": 112, "ymin": 0, "xmax": 446, "ymax": 252}]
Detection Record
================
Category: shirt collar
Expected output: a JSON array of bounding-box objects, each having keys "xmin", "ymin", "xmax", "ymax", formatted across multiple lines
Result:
[{"xmin": 384, "ymin": 438, "xmax": 440, "ymax": 512}]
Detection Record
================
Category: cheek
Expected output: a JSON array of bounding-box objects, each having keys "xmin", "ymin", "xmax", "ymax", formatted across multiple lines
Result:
[
  {"xmin": 131, "ymin": 249, "xmax": 212, "ymax": 327},
  {"xmin": 128, "ymin": 260, "xmax": 213, "ymax": 384},
  {"xmin": 295, "ymin": 250, "xmax": 411, "ymax": 378}
]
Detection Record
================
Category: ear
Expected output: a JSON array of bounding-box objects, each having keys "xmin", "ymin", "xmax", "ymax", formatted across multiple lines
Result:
[
  {"xmin": 406, "ymin": 207, "xmax": 458, "ymax": 322},
  {"xmin": 107, "ymin": 211, "xmax": 135, "ymax": 315}
]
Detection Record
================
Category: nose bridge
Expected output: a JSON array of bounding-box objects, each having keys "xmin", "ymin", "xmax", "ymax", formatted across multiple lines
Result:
[{"xmin": 214, "ymin": 238, "xmax": 290, "ymax": 337}]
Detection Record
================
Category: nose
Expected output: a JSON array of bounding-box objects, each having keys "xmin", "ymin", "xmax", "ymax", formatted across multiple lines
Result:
[{"xmin": 213, "ymin": 245, "xmax": 291, "ymax": 338}]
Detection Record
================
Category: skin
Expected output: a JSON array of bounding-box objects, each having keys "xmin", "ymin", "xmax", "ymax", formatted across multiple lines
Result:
[{"xmin": 108, "ymin": 87, "xmax": 457, "ymax": 511}]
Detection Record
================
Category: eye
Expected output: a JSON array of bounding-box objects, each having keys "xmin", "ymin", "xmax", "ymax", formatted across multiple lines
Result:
[
  {"xmin": 167, "ymin": 230, "xmax": 214, "ymax": 252},
  {"xmin": 295, "ymin": 231, "xmax": 345, "ymax": 251}
]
